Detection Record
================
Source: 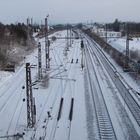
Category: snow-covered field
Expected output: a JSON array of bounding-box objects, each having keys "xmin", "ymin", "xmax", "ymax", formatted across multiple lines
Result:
[
  {"xmin": 108, "ymin": 37, "xmax": 140, "ymax": 53},
  {"xmin": 107, "ymin": 37, "xmax": 140, "ymax": 91}
]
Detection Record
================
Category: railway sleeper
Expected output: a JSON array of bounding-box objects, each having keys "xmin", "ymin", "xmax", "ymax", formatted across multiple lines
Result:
[
  {"xmin": 101, "ymin": 132, "xmax": 115, "ymax": 135},
  {"xmin": 101, "ymin": 132, "xmax": 115, "ymax": 136},
  {"xmin": 100, "ymin": 129, "xmax": 114, "ymax": 132},
  {"xmin": 98, "ymin": 118, "xmax": 111, "ymax": 122},
  {"xmin": 101, "ymin": 135, "xmax": 116, "ymax": 138},
  {"xmin": 99, "ymin": 122, "xmax": 112, "ymax": 126},
  {"xmin": 101, "ymin": 137, "xmax": 116, "ymax": 140}
]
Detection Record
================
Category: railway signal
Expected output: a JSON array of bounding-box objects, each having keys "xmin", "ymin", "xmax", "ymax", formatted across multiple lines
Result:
[
  {"xmin": 81, "ymin": 40, "xmax": 84, "ymax": 49},
  {"xmin": 81, "ymin": 40, "xmax": 84, "ymax": 70}
]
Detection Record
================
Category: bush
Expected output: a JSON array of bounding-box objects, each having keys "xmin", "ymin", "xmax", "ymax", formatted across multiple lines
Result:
[{"xmin": 51, "ymin": 36, "xmax": 57, "ymax": 41}]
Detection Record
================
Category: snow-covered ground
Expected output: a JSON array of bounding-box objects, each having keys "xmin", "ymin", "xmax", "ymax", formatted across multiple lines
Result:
[
  {"xmin": 86, "ymin": 34, "xmax": 140, "ymax": 138},
  {"xmin": 0, "ymin": 30, "xmax": 87, "ymax": 140},
  {"xmin": 0, "ymin": 30, "xmax": 140, "ymax": 140}
]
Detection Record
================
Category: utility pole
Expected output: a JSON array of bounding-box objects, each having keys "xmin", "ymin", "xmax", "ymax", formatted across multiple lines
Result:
[
  {"xmin": 27, "ymin": 18, "xmax": 30, "ymax": 41},
  {"xmin": 31, "ymin": 18, "xmax": 33, "ymax": 33},
  {"xmin": 70, "ymin": 27, "xmax": 72, "ymax": 47},
  {"xmin": 124, "ymin": 23, "xmax": 130, "ymax": 70},
  {"xmin": 27, "ymin": 18, "xmax": 30, "ymax": 28},
  {"xmin": 38, "ymin": 42, "xmax": 42, "ymax": 79},
  {"xmin": 105, "ymin": 24, "xmax": 108, "ymax": 43},
  {"xmin": 105, "ymin": 24, "xmax": 108, "ymax": 50},
  {"xmin": 31, "ymin": 18, "xmax": 33, "ymax": 26},
  {"xmin": 26, "ymin": 63, "xmax": 36, "ymax": 128},
  {"xmin": 41, "ymin": 20, "xmax": 43, "ymax": 32},
  {"xmin": 66, "ymin": 25, "xmax": 69, "ymax": 51},
  {"xmin": 27, "ymin": 18, "xmax": 31, "ymax": 47},
  {"xmin": 45, "ymin": 16, "xmax": 50, "ymax": 70}
]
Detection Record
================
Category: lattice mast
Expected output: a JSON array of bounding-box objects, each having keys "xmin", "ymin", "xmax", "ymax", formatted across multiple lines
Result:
[
  {"xmin": 26, "ymin": 63, "xmax": 35, "ymax": 128},
  {"xmin": 45, "ymin": 16, "xmax": 50, "ymax": 70},
  {"xmin": 38, "ymin": 42, "xmax": 42, "ymax": 79}
]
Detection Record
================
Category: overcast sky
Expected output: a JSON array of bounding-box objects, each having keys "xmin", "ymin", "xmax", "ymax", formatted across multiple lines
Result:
[{"xmin": 0, "ymin": 0, "xmax": 139, "ymax": 24}]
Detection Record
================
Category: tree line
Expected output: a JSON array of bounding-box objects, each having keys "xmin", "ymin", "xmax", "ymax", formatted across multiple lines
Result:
[
  {"xmin": 106, "ymin": 19, "xmax": 140, "ymax": 35},
  {"xmin": 0, "ymin": 22, "xmax": 33, "ymax": 67}
]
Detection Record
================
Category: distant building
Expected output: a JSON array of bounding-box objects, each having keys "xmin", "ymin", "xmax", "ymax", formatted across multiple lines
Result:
[
  {"xmin": 98, "ymin": 31, "xmax": 121, "ymax": 38},
  {"xmin": 92, "ymin": 25, "xmax": 122, "ymax": 38},
  {"xmin": 83, "ymin": 24, "xmax": 122, "ymax": 38}
]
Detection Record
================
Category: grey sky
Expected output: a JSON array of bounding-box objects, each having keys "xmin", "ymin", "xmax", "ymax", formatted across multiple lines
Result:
[{"xmin": 0, "ymin": 0, "xmax": 139, "ymax": 24}]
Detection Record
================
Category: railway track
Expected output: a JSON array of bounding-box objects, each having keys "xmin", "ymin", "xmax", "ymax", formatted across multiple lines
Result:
[
  {"xmin": 84, "ymin": 40, "xmax": 117, "ymax": 140},
  {"xmin": 32, "ymin": 36, "xmax": 77, "ymax": 140},
  {"xmin": 45, "ymin": 35, "xmax": 78, "ymax": 140},
  {"xmin": 47, "ymin": 98, "xmax": 73, "ymax": 140},
  {"xmin": 85, "ymin": 34, "xmax": 140, "ymax": 127}
]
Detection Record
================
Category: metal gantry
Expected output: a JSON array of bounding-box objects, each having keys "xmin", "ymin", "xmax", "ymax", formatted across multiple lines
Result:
[
  {"xmin": 26, "ymin": 63, "xmax": 35, "ymax": 128},
  {"xmin": 0, "ymin": 133, "xmax": 24, "ymax": 140}
]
